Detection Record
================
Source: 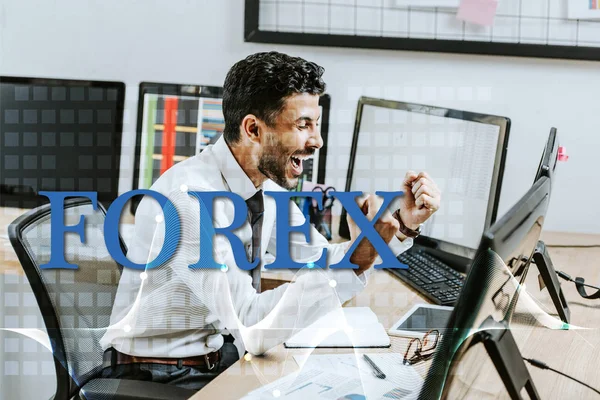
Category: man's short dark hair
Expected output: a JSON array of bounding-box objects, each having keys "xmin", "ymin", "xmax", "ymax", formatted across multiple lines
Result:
[{"xmin": 222, "ymin": 51, "xmax": 326, "ymax": 144}]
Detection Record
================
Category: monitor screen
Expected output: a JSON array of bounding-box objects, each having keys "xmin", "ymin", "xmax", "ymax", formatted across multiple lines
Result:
[
  {"xmin": 343, "ymin": 98, "xmax": 510, "ymax": 259},
  {"xmin": 136, "ymin": 90, "xmax": 225, "ymax": 190},
  {"xmin": 0, "ymin": 76, "xmax": 125, "ymax": 208},
  {"xmin": 131, "ymin": 82, "xmax": 224, "ymax": 213}
]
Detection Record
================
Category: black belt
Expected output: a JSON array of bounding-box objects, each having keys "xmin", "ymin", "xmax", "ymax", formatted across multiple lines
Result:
[{"xmin": 103, "ymin": 348, "xmax": 221, "ymax": 371}]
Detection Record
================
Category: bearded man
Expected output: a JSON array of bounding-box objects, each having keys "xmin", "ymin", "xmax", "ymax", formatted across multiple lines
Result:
[{"xmin": 101, "ymin": 51, "xmax": 441, "ymax": 391}]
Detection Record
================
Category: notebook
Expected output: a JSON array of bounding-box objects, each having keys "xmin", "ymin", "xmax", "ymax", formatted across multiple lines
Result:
[{"xmin": 284, "ymin": 307, "xmax": 390, "ymax": 348}]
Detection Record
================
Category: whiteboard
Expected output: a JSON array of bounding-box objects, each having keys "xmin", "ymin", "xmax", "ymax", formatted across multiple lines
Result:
[{"xmin": 247, "ymin": 0, "xmax": 600, "ymax": 60}]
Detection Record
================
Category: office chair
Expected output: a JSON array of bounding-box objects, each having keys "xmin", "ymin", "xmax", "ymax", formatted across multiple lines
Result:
[{"xmin": 8, "ymin": 198, "xmax": 196, "ymax": 400}]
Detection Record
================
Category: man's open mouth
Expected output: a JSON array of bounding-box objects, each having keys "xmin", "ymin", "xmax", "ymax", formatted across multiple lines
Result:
[{"xmin": 289, "ymin": 154, "xmax": 311, "ymax": 176}]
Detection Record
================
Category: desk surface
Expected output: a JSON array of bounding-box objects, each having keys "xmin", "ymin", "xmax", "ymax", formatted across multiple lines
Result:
[
  {"xmin": 195, "ymin": 237, "xmax": 600, "ymax": 400},
  {"xmin": 1, "ymin": 208, "xmax": 600, "ymax": 399}
]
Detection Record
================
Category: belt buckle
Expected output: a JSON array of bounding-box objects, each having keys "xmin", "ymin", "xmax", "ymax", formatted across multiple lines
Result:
[{"xmin": 204, "ymin": 354, "xmax": 216, "ymax": 371}]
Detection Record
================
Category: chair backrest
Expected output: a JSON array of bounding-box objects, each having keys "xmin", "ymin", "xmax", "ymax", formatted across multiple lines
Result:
[{"xmin": 9, "ymin": 198, "xmax": 126, "ymax": 399}]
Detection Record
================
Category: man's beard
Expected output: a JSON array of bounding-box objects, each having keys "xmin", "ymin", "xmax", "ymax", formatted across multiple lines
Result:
[
  {"xmin": 257, "ymin": 140, "xmax": 297, "ymax": 190},
  {"xmin": 257, "ymin": 134, "xmax": 313, "ymax": 190}
]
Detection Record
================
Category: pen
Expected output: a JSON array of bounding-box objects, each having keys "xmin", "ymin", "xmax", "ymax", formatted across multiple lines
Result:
[{"xmin": 363, "ymin": 354, "xmax": 386, "ymax": 379}]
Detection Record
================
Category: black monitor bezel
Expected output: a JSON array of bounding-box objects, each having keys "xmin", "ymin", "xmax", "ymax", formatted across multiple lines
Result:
[
  {"xmin": 0, "ymin": 75, "xmax": 125, "ymax": 208},
  {"xmin": 316, "ymin": 93, "xmax": 331, "ymax": 185},
  {"xmin": 534, "ymin": 127, "xmax": 558, "ymax": 183},
  {"xmin": 419, "ymin": 175, "xmax": 551, "ymax": 399},
  {"xmin": 340, "ymin": 96, "xmax": 511, "ymax": 261},
  {"xmin": 484, "ymin": 175, "xmax": 550, "ymax": 280},
  {"xmin": 487, "ymin": 176, "xmax": 550, "ymax": 251}
]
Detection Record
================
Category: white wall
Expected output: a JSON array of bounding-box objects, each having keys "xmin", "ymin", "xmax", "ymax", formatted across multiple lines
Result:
[{"xmin": 1, "ymin": 0, "xmax": 599, "ymax": 233}]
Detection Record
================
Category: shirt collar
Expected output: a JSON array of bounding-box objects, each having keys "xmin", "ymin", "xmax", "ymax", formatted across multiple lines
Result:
[{"xmin": 213, "ymin": 136, "xmax": 261, "ymax": 201}]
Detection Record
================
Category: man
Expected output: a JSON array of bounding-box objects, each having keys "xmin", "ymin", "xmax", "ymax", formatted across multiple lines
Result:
[{"xmin": 100, "ymin": 52, "xmax": 441, "ymax": 390}]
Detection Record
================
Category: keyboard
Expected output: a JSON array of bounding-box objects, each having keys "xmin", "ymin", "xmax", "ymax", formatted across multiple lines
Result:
[{"xmin": 388, "ymin": 251, "xmax": 465, "ymax": 306}]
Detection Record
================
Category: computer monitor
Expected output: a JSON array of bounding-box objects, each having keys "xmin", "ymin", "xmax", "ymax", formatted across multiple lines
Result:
[
  {"xmin": 131, "ymin": 81, "xmax": 224, "ymax": 212},
  {"xmin": 131, "ymin": 82, "xmax": 331, "ymax": 214},
  {"xmin": 340, "ymin": 97, "xmax": 511, "ymax": 270},
  {"xmin": 481, "ymin": 175, "xmax": 551, "ymax": 281},
  {"xmin": 534, "ymin": 127, "xmax": 559, "ymax": 183},
  {"xmin": 419, "ymin": 175, "xmax": 552, "ymax": 399},
  {"xmin": 0, "ymin": 76, "xmax": 125, "ymax": 208}
]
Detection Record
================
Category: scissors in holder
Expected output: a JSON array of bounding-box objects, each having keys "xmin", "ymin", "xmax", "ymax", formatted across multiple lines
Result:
[
  {"xmin": 309, "ymin": 186, "xmax": 336, "ymax": 240},
  {"xmin": 311, "ymin": 186, "xmax": 336, "ymax": 209}
]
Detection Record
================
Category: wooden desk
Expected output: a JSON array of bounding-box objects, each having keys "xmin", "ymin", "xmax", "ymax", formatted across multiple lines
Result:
[{"xmin": 195, "ymin": 235, "xmax": 600, "ymax": 400}]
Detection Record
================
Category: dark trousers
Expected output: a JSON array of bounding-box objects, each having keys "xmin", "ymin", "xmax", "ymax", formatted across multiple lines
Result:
[{"xmin": 101, "ymin": 343, "xmax": 240, "ymax": 391}]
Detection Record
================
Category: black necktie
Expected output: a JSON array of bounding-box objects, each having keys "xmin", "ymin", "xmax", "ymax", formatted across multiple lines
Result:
[{"xmin": 246, "ymin": 190, "xmax": 264, "ymax": 292}]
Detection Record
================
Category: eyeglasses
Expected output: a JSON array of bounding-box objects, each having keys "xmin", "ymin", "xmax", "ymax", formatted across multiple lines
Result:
[{"xmin": 403, "ymin": 330, "xmax": 440, "ymax": 365}]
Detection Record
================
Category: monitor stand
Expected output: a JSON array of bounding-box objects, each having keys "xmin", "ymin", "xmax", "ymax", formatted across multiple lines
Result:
[
  {"xmin": 532, "ymin": 240, "xmax": 571, "ymax": 324},
  {"xmin": 472, "ymin": 316, "xmax": 541, "ymax": 400}
]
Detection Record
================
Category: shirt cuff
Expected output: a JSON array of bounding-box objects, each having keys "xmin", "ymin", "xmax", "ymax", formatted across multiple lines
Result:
[{"xmin": 389, "ymin": 235, "xmax": 414, "ymax": 256}]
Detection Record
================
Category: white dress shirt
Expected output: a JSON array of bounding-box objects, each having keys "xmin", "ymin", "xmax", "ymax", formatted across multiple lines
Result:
[{"xmin": 100, "ymin": 137, "xmax": 412, "ymax": 357}]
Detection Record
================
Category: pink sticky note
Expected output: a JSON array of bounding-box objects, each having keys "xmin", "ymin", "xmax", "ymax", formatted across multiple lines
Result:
[
  {"xmin": 456, "ymin": 0, "xmax": 498, "ymax": 27},
  {"xmin": 558, "ymin": 146, "xmax": 569, "ymax": 162}
]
